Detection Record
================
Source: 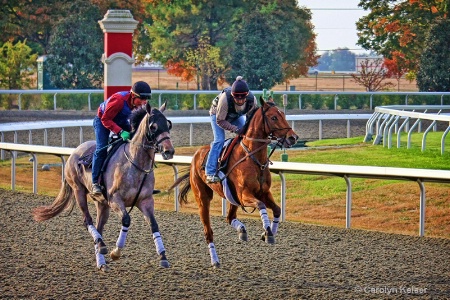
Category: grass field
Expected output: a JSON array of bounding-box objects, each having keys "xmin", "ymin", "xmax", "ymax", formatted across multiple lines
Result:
[{"xmin": 1, "ymin": 132, "xmax": 449, "ymax": 239}]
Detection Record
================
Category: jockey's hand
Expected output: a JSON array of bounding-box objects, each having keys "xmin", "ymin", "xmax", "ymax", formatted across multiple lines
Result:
[
  {"xmin": 234, "ymin": 127, "xmax": 242, "ymax": 135},
  {"xmin": 119, "ymin": 130, "xmax": 131, "ymax": 141}
]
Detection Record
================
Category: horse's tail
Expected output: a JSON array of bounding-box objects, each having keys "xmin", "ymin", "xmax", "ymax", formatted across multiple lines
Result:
[
  {"xmin": 168, "ymin": 171, "xmax": 191, "ymax": 205},
  {"xmin": 32, "ymin": 179, "xmax": 75, "ymax": 222}
]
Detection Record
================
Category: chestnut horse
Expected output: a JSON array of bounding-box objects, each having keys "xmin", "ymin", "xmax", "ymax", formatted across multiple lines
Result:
[
  {"xmin": 33, "ymin": 102, "xmax": 175, "ymax": 271},
  {"xmin": 170, "ymin": 97, "xmax": 298, "ymax": 268}
]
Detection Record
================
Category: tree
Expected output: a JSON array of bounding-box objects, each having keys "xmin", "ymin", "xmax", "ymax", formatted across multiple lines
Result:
[
  {"xmin": 0, "ymin": 40, "xmax": 37, "ymax": 108},
  {"xmin": 227, "ymin": 11, "xmax": 283, "ymax": 90},
  {"xmin": 0, "ymin": 0, "xmax": 72, "ymax": 54},
  {"xmin": 0, "ymin": 40, "xmax": 37, "ymax": 89},
  {"xmin": 356, "ymin": 0, "xmax": 448, "ymax": 73},
  {"xmin": 144, "ymin": 0, "xmax": 315, "ymax": 90},
  {"xmin": 351, "ymin": 58, "xmax": 394, "ymax": 91},
  {"xmin": 45, "ymin": 0, "xmax": 103, "ymax": 89},
  {"xmin": 384, "ymin": 51, "xmax": 411, "ymax": 91},
  {"xmin": 417, "ymin": 19, "xmax": 450, "ymax": 91}
]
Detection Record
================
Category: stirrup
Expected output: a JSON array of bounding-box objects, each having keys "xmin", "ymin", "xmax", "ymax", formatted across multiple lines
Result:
[
  {"xmin": 206, "ymin": 175, "xmax": 220, "ymax": 183},
  {"xmin": 91, "ymin": 183, "xmax": 102, "ymax": 195}
]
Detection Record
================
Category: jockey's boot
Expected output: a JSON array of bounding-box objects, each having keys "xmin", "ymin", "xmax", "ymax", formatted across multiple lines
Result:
[{"xmin": 92, "ymin": 183, "xmax": 102, "ymax": 195}]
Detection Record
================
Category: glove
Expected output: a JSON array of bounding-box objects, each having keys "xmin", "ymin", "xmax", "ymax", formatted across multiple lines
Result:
[{"xmin": 119, "ymin": 130, "xmax": 131, "ymax": 141}]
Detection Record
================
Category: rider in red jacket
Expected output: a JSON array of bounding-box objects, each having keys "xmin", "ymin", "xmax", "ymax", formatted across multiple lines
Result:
[{"xmin": 91, "ymin": 81, "xmax": 151, "ymax": 195}]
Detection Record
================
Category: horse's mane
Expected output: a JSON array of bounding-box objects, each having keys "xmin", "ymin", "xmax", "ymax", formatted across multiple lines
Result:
[
  {"xmin": 129, "ymin": 106, "xmax": 147, "ymax": 133},
  {"xmin": 129, "ymin": 106, "xmax": 163, "ymax": 133},
  {"xmin": 240, "ymin": 101, "xmax": 276, "ymax": 134}
]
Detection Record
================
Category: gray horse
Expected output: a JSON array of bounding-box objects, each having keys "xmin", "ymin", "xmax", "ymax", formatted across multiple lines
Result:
[{"xmin": 33, "ymin": 102, "xmax": 175, "ymax": 271}]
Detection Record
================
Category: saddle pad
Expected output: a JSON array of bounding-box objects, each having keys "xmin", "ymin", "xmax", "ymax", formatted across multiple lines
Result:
[{"xmin": 218, "ymin": 171, "xmax": 240, "ymax": 206}]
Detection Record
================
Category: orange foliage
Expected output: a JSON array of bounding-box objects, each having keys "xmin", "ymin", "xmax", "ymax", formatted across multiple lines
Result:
[{"xmin": 166, "ymin": 60, "xmax": 196, "ymax": 83}]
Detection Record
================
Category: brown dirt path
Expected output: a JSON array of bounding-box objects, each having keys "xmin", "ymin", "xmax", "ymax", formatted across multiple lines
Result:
[{"xmin": 1, "ymin": 189, "xmax": 449, "ymax": 299}]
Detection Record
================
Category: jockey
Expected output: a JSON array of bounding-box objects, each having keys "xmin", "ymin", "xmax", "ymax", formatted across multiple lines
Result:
[
  {"xmin": 205, "ymin": 76, "xmax": 257, "ymax": 183},
  {"xmin": 91, "ymin": 81, "xmax": 151, "ymax": 195}
]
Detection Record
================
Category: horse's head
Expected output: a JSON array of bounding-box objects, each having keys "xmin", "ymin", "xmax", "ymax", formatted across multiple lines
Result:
[
  {"xmin": 131, "ymin": 102, "xmax": 175, "ymax": 160},
  {"xmin": 249, "ymin": 96, "xmax": 298, "ymax": 148}
]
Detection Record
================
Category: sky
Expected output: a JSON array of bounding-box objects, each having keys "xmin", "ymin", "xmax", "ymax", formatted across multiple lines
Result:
[{"xmin": 297, "ymin": 0, "xmax": 369, "ymax": 53}]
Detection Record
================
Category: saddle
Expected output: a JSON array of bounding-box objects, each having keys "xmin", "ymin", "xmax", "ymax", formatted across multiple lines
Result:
[
  {"xmin": 217, "ymin": 135, "xmax": 241, "ymax": 172},
  {"xmin": 78, "ymin": 138, "xmax": 125, "ymax": 170}
]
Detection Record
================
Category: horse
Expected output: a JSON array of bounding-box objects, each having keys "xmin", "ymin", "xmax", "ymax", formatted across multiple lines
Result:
[
  {"xmin": 32, "ymin": 102, "xmax": 175, "ymax": 271},
  {"xmin": 169, "ymin": 97, "xmax": 298, "ymax": 268}
]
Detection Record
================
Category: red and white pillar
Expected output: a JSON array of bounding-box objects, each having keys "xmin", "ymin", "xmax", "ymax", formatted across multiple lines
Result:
[{"xmin": 98, "ymin": 10, "xmax": 138, "ymax": 100}]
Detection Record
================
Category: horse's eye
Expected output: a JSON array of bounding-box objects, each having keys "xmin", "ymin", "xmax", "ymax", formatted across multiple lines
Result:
[
  {"xmin": 150, "ymin": 123, "xmax": 158, "ymax": 133},
  {"xmin": 167, "ymin": 120, "xmax": 172, "ymax": 130},
  {"xmin": 271, "ymin": 116, "xmax": 278, "ymax": 121}
]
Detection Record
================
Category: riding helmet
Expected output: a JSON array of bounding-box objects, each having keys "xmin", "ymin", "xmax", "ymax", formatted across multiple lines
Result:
[
  {"xmin": 231, "ymin": 76, "xmax": 249, "ymax": 94},
  {"xmin": 132, "ymin": 81, "xmax": 152, "ymax": 100}
]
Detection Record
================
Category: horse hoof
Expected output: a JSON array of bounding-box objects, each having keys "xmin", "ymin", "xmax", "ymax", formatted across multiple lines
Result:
[
  {"xmin": 239, "ymin": 228, "xmax": 248, "ymax": 242},
  {"xmin": 266, "ymin": 235, "xmax": 275, "ymax": 244},
  {"xmin": 110, "ymin": 248, "xmax": 122, "ymax": 261},
  {"xmin": 261, "ymin": 232, "xmax": 275, "ymax": 244},
  {"xmin": 99, "ymin": 264, "xmax": 109, "ymax": 272},
  {"xmin": 160, "ymin": 260, "xmax": 170, "ymax": 268},
  {"xmin": 212, "ymin": 262, "xmax": 221, "ymax": 269}
]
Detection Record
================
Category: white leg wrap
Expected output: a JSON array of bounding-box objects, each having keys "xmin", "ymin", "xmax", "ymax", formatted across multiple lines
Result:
[
  {"xmin": 116, "ymin": 226, "xmax": 129, "ymax": 249},
  {"xmin": 208, "ymin": 243, "xmax": 219, "ymax": 265},
  {"xmin": 88, "ymin": 224, "xmax": 102, "ymax": 243},
  {"xmin": 271, "ymin": 216, "xmax": 280, "ymax": 236},
  {"xmin": 153, "ymin": 232, "xmax": 166, "ymax": 255},
  {"xmin": 230, "ymin": 219, "xmax": 245, "ymax": 232},
  {"xmin": 259, "ymin": 209, "xmax": 271, "ymax": 230},
  {"xmin": 94, "ymin": 244, "xmax": 106, "ymax": 269}
]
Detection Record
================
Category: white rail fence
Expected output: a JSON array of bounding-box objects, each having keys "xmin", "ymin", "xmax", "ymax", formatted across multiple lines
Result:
[
  {"xmin": 1, "ymin": 142, "xmax": 450, "ymax": 237},
  {"xmin": 2, "ymin": 89, "xmax": 450, "ymax": 111},
  {"xmin": 364, "ymin": 105, "xmax": 450, "ymax": 154}
]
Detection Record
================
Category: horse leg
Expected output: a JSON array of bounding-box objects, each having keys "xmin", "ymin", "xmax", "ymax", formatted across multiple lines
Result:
[
  {"xmin": 71, "ymin": 188, "xmax": 108, "ymax": 271},
  {"xmin": 193, "ymin": 187, "xmax": 219, "ymax": 268},
  {"xmin": 227, "ymin": 204, "xmax": 247, "ymax": 242},
  {"xmin": 110, "ymin": 212, "xmax": 130, "ymax": 261},
  {"xmin": 263, "ymin": 193, "xmax": 281, "ymax": 236},
  {"xmin": 257, "ymin": 204, "xmax": 275, "ymax": 245},
  {"xmin": 139, "ymin": 199, "xmax": 170, "ymax": 268}
]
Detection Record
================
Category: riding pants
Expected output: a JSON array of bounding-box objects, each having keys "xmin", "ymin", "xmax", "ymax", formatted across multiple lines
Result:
[{"xmin": 205, "ymin": 114, "xmax": 245, "ymax": 176}]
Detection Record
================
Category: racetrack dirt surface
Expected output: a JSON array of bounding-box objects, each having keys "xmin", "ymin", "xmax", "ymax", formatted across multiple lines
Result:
[{"xmin": 1, "ymin": 189, "xmax": 449, "ymax": 299}]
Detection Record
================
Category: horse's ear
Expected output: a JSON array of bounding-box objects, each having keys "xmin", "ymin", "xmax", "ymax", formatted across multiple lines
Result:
[
  {"xmin": 146, "ymin": 101, "xmax": 152, "ymax": 114},
  {"xmin": 159, "ymin": 101, "xmax": 167, "ymax": 113},
  {"xmin": 259, "ymin": 96, "xmax": 266, "ymax": 106}
]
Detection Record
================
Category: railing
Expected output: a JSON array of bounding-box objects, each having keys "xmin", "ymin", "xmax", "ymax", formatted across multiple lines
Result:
[
  {"xmin": 364, "ymin": 105, "xmax": 450, "ymax": 154},
  {"xmin": 3, "ymin": 89, "xmax": 450, "ymax": 111},
  {"xmin": 2, "ymin": 142, "xmax": 450, "ymax": 237}
]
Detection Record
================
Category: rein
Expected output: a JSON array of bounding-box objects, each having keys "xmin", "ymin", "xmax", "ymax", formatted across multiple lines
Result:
[{"xmin": 122, "ymin": 113, "xmax": 171, "ymax": 213}]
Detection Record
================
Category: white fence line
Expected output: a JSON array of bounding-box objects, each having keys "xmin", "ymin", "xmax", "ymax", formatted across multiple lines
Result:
[
  {"xmin": 1, "ymin": 142, "xmax": 450, "ymax": 237},
  {"xmin": 3, "ymin": 89, "xmax": 450, "ymax": 111}
]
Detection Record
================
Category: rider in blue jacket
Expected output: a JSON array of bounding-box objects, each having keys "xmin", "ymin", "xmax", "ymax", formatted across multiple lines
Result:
[{"xmin": 91, "ymin": 81, "xmax": 151, "ymax": 195}]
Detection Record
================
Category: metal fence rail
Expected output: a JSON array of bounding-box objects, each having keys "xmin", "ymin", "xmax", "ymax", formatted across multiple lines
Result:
[{"xmin": 2, "ymin": 142, "xmax": 450, "ymax": 237}]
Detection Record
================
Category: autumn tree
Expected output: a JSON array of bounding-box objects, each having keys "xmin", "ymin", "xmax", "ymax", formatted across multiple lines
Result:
[
  {"xmin": 351, "ymin": 58, "xmax": 394, "ymax": 91},
  {"xmin": 0, "ymin": 0, "xmax": 71, "ymax": 54},
  {"xmin": 416, "ymin": 19, "xmax": 450, "ymax": 91},
  {"xmin": 356, "ymin": 0, "xmax": 448, "ymax": 73},
  {"xmin": 383, "ymin": 51, "xmax": 410, "ymax": 91}
]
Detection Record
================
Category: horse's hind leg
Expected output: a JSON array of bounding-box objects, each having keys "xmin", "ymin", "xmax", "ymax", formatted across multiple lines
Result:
[
  {"xmin": 226, "ymin": 204, "xmax": 247, "ymax": 242},
  {"xmin": 192, "ymin": 181, "xmax": 220, "ymax": 268}
]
